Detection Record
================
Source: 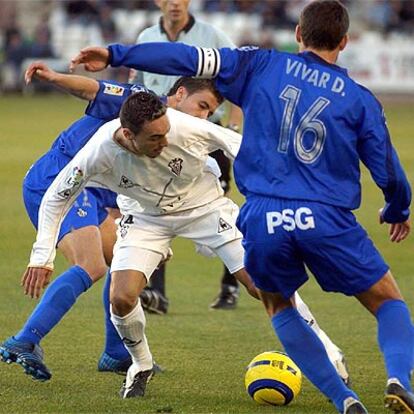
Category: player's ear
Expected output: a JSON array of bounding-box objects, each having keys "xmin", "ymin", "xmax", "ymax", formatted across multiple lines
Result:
[
  {"xmin": 122, "ymin": 127, "xmax": 135, "ymax": 141},
  {"xmin": 295, "ymin": 25, "xmax": 302, "ymax": 45},
  {"xmin": 175, "ymin": 86, "xmax": 186, "ymax": 102},
  {"xmin": 339, "ymin": 34, "xmax": 348, "ymax": 51}
]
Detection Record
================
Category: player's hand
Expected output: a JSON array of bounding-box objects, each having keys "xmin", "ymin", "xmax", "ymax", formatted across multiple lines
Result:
[
  {"xmin": 70, "ymin": 47, "xmax": 109, "ymax": 72},
  {"xmin": 21, "ymin": 266, "xmax": 53, "ymax": 299},
  {"xmin": 234, "ymin": 269, "xmax": 260, "ymax": 300},
  {"xmin": 379, "ymin": 209, "xmax": 410, "ymax": 242},
  {"xmin": 25, "ymin": 61, "xmax": 57, "ymax": 84}
]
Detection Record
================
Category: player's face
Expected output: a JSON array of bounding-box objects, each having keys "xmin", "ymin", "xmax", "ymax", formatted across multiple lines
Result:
[
  {"xmin": 133, "ymin": 115, "xmax": 171, "ymax": 158},
  {"xmin": 174, "ymin": 88, "xmax": 220, "ymax": 119},
  {"xmin": 159, "ymin": 0, "xmax": 190, "ymax": 23}
]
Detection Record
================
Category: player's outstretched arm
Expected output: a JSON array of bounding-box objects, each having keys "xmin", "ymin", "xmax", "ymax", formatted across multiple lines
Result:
[
  {"xmin": 21, "ymin": 266, "xmax": 53, "ymax": 299},
  {"xmin": 25, "ymin": 61, "xmax": 99, "ymax": 101},
  {"xmin": 379, "ymin": 209, "xmax": 411, "ymax": 243},
  {"xmin": 71, "ymin": 43, "xmax": 199, "ymax": 77}
]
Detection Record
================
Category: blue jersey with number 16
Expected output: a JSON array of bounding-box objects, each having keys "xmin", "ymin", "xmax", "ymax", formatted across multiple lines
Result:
[{"xmin": 109, "ymin": 43, "xmax": 411, "ymax": 223}]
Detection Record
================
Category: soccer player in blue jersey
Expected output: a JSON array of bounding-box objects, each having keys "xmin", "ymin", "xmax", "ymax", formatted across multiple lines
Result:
[
  {"xmin": 71, "ymin": 1, "xmax": 413, "ymax": 412},
  {"xmin": 0, "ymin": 62, "xmax": 223, "ymax": 380}
]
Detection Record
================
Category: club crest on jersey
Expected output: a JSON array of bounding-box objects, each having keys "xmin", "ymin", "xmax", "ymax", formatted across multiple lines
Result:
[
  {"xmin": 168, "ymin": 158, "xmax": 183, "ymax": 176},
  {"xmin": 119, "ymin": 175, "xmax": 135, "ymax": 189},
  {"xmin": 77, "ymin": 208, "xmax": 87, "ymax": 218},
  {"xmin": 218, "ymin": 217, "xmax": 232, "ymax": 233},
  {"xmin": 103, "ymin": 82, "xmax": 124, "ymax": 96}
]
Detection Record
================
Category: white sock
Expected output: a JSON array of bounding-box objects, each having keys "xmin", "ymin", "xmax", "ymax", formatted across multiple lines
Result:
[
  {"xmin": 294, "ymin": 292, "xmax": 344, "ymax": 366},
  {"xmin": 110, "ymin": 299, "xmax": 153, "ymax": 372}
]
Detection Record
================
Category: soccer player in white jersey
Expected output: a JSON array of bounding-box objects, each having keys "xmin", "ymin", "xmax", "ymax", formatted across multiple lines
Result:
[
  {"xmin": 130, "ymin": 0, "xmax": 243, "ymax": 310},
  {"xmin": 23, "ymin": 91, "xmax": 257, "ymax": 398}
]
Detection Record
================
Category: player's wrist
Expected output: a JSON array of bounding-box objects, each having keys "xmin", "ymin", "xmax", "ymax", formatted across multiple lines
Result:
[{"xmin": 107, "ymin": 46, "xmax": 114, "ymax": 67}]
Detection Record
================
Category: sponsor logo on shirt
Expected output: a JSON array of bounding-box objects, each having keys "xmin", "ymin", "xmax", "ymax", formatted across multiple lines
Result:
[
  {"xmin": 57, "ymin": 167, "xmax": 84, "ymax": 199},
  {"xmin": 103, "ymin": 82, "xmax": 125, "ymax": 96}
]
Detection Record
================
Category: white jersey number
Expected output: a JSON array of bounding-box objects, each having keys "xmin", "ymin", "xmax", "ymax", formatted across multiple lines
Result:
[{"xmin": 278, "ymin": 85, "xmax": 330, "ymax": 164}]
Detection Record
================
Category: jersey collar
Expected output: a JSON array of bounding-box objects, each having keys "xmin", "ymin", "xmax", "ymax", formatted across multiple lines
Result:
[
  {"xmin": 159, "ymin": 14, "xmax": 195, "ymax": 41},
  {"xmin": 299, "ymin": 51, "xmax": 348, "ymax": 76}
]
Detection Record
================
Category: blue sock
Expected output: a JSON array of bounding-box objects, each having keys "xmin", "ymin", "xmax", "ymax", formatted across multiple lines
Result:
[
  {"xmin": 102, "ymin": 270, "xmax": 130, "ymax": 360},
  {"xmin": 15, "ymin": 266, "xmax": 92, "ymax": 345},
  {"xmin": 376, "ymin": 299, "xmax": 414, "ymax": 391},
  {"xmin": 272, "ymin": 307, "xmax": 357, "ymax": 411}
]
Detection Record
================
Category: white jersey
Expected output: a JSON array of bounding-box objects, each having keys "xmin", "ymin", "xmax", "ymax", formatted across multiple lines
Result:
[{"xmin": 30, "ymin": 108, "xmax": 241, "ymax": 268}]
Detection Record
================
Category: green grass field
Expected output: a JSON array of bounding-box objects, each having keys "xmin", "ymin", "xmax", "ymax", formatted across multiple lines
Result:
[{"xmin": 0, "ymin": 94, "xmax": 413, "ymax": 413}]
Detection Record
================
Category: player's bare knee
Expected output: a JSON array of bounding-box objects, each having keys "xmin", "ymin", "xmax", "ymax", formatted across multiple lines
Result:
[
  {"xmin": 77, "ymin": 261, "xmax": 107, "ymax": 282},
  {"xmin": 356, "ymin": 270, "xmax": 403, "ymax": 314},
  {"xmin": 111, "ymin": 291, "xmax": 137, "ymax": 316},
  {"xmin": 259, "ymin": 290, "xmax": 292, "ymax": 318}
]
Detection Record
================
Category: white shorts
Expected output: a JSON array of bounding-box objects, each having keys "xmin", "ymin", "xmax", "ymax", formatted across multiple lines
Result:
[{"xmin": 111, "ymin": 197, "xmax": 244, "ymax": 280}]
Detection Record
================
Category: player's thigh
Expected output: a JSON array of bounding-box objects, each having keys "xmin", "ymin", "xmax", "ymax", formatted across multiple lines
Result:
[
  {"xmin": 112, "ymin": 214, "xmax": 171, "ymax": 280},
  {"xmin": 297, "ymin": 204, "xmax": 389, "ymax": 296},
  {"xmin": 213, "ymin": 239, "xmax": 244, "ymax": 275},
  {"xmin": 237, "ymin": 196, "xmax": 308, "ymax": 299},
  {"xmin": 89, "ymin": 187, "xmax": 121, "ymax": 265},
  {"xmin": 99, "ymin": 213, "xmax": 117, "ymax": 266},
  {"xmin": 57, "ymin": 190, "xmax": 108, "ymax": 280}
]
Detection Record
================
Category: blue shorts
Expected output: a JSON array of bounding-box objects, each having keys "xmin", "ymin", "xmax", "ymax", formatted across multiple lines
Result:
[
  {"xmin": 23, "ymin": 150, "xmax": 118, "ymax": 243},
  {"xmin": 237, "ymin": 196, "xmax": 389, "ymax": 298}
]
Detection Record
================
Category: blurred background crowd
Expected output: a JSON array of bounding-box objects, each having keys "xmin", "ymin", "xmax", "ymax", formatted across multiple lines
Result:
[{"xmin": 1, "ymin": 0, "xmax": 414, "ymax": 93}]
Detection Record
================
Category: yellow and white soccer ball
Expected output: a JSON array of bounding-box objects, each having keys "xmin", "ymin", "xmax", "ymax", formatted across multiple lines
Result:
[{"xmin": 245, "ymin": 351, "xmax": 302, "ymax": 406}]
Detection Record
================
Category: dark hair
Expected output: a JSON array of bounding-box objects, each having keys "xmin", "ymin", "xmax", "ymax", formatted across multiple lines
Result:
[
  {"xmin": 167, "ymin": 77, "xmax": 224, "ymax": 105},
  {"xmin": 299, "ymin": 1, "xmax": 349, "ymax": 51},
  {"xmin": 120, "ymin": 92, "xmax": 167, "ymax": 134}
]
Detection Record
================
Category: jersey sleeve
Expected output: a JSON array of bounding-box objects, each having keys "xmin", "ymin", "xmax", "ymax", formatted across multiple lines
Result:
[
  {"xmin": 357, "ymin": 92, "xmax": 411, "ymax": 223},
  {"xmin": 108, "ymin": 42, "xmax": 268, "ymax": 106},
  {"xmin": 29, "ymin": 132, "xmax": 115, "ymax": 268},
  {"xmin": 199, "ymin": 120, "xmax": 241, "ymax": 160},
  {"xmin": 85, "ymin": 80, "xmax": 148, "ymax": 120}
]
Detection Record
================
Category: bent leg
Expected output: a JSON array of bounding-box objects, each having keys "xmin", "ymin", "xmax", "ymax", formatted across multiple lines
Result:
[
  {"xmin": 14, "ymin": 225, "xmax": 107, "ymax": 345},
  {"xmin": 260, "ymin": 289, "xmax": 357, "ymax": 412},
  {"xmin": 356, "ymin": 271, "xmax": 414, "ymax": 391}
]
